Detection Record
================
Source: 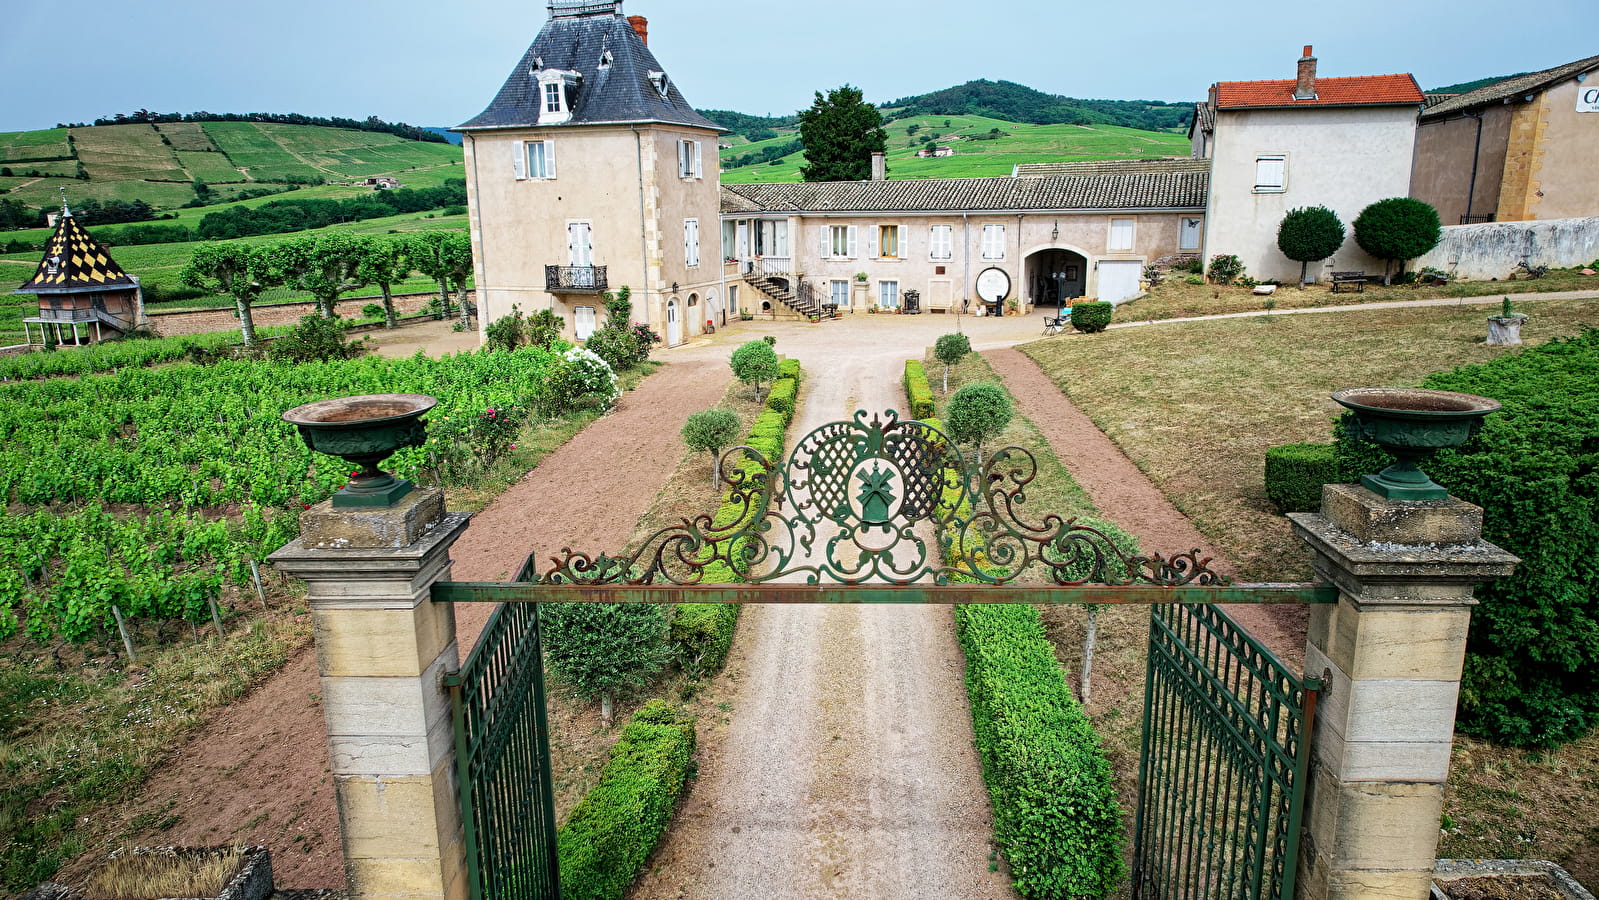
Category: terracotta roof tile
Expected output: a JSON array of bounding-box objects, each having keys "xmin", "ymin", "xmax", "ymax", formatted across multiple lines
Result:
[{"xmin": 1214, "ymin": 74, "xmax": 1423, "ymax": 109}]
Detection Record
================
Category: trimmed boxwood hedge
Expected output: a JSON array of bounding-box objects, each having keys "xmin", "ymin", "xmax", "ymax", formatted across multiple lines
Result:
[
  {"xmin": 765, "ymin": 376, "xmax": 797, "ymax": 424},
  {"xmin": 916, "ymin": 399, "xmax": 1125, "ymax": 899},
  {"xmin": 778, "ymin": 357, "xmax": 800, "ymax": 381},
  {"xmin": 1331, "ymin": 329, "xmax": 1599, "ymax": 747},
  {"xmin": 904, "ymin": 359, "xmax": 936, "ymax": 419},
  {"xmin": 1263, "ymin": 442, "xmax": 1338, "ymax": 513},
  {"xmin": 1070, "ymin": 301, "xmax": 1113, "ymax": 334},
  {"xmin": 668, "ymin": 362, "xmax": 804, "ymax": 672},
  {"xmin": 556, "ymin": 700, "xmax": 696, "ymax": 900}
]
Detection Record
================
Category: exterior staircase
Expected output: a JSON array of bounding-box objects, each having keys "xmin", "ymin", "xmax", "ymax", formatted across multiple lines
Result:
[{"xmin": 745, "ymin": 275, "xmax": 837, "ymax": 321}]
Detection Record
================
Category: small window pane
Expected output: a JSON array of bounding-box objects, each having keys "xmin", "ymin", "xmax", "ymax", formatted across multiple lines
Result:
[
  {"xmin": 544, "ymin": 83, "xmax": 562, "ymax": 113},
  {"xmin": 1255, "ymin": 157, "xmax": 1285, "ymax": 191}
]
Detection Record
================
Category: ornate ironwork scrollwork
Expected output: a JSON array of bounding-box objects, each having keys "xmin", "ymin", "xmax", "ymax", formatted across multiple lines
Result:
[{"xmin": 533, "ymin": 411, "xmax": 1228, "ymax": 588}]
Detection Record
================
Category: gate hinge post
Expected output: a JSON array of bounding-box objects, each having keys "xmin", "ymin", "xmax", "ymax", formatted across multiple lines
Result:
[
  {"xmin": 1288, "ymin": 484, "xmax": 1519, "ymax": 900},
  {"xmin": 270, "ymin": 495, "xmax": 474, "ymax": 900}
]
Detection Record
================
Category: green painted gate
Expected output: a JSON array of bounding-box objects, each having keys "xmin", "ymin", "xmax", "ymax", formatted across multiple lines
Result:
[{"xmin": 434, "ymin": 412, "xmax": 1330, "ymax": 900}]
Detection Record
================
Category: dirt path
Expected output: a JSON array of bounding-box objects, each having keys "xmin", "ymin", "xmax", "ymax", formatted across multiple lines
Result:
[
  {"xmin": 632, "ymin": 318, "xmax": 1017, "ymax": 900},
  {"xmin": 71, "ymin": 344, "xmax": 729, "ymax": 888},
  {"xmin": 984, "ymin": 347, "xmax": 1305, "ymax": 663}
]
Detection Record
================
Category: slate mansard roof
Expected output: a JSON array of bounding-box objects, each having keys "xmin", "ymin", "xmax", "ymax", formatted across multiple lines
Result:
[
  {"xmin": 720, "ymin": 169, "xmax": 1209, "ymax": 215},
  {"xmin": 456, "ymin": 6, "xmax": 722, "ymax": 132},
  {"xmin": 1421, "ymin": 53, "xmax": 1599, "ymax": 120},
  {"xmin": 14, "ymin": 211, "xmax": 137, "ymax": 294}
]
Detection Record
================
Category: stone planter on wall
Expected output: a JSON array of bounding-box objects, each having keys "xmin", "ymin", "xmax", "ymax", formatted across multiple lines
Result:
[{"xmin": 1433, "ymin": 859, "xmax": 1595, "ymax": 900}]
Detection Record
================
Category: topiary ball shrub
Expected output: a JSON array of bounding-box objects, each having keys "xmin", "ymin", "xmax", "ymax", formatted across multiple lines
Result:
[
  {"xmin": 945, "ymin": 381, "xmax": 1013, "ymax": 462},
  {"xmin": 1353, "ymin": 197, "xmax": 1442, "ymax": 283},
  {"xmin": 730, "ymin": 340, "xmax": 779, "ymax": 401},
  {"xmin": 1070, "ymin": 301, "xmax": 1113, "ymax": 334},
  {"xmin": 1263, "ymin": 442, "xmax": 1340, "ymax": 513}
]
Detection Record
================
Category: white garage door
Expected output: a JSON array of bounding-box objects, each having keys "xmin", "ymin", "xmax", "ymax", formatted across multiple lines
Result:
[{"xmin": 1097, "ymin": 261, "xmax": 1143, "ymax": 304}]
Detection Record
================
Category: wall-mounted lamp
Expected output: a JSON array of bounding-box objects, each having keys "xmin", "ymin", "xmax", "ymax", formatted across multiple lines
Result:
[
  {"xmin": 672, "ymin": 282, "xmax": 679, "ymax": 294},
  {"xmin": 1051, "ymin": 220, "xmax": 1059, "ymax": 241}
]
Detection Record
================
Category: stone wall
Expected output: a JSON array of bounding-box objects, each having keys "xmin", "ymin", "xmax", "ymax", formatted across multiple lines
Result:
[
  {"xmin": 149, "ymin": 291, "xmax": 472, "ymax": 337},
  {"xmin": 1414, "ymin": 217, "xmax": 1599, "ymax": 280}
]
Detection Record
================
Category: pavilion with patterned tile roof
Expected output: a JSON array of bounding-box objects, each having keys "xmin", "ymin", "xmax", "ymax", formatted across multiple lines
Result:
[{"xmin": 12, "ymin": 194, "xmax": 147, "ymax": 346}]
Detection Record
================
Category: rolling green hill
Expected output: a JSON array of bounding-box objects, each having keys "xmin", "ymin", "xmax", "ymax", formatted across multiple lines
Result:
[
  {"xmin": 0, "ymin": 121, "xmax": 462, "ymax": 222},
  {"xmin": 884, "ymin": 80, "xmax": 1193, "ymax": 131},
  {"xmin": 719, "ymin": 114, "xmax": 1192, "ymax": 184}
]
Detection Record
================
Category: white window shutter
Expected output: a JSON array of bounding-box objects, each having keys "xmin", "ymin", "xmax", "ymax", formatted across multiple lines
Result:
[
  {"xmin": 567, "ymin": 223, "xmax": 576, "ymax": 265},
  {"xmin": 512, "ymin": 140, "xmax": 526, "ymax": 180},
  {"xmin": 694, "ymin": 141, "xmax": 703, "ymax": 178},
  {"xmin": 545, "ymin": 141, "xmax": 556, "ymax": 179},
  {"xmin": 847, "ymin": 225, "xmax": 858, "ymax": 258},
  {"xmin": 868, "ymin": 227, "xmax": 878, "ymax": 259},
  {"xmin": 897, "ymin": 225, "xmax": 907, "ymax": 259},
  {"xmin": 820, "ymin": 226, "xmax": 830, "ymax": 257},
  {"xmin": 584, "ymin": 222, "xmax": 592, "ymax": 262}
]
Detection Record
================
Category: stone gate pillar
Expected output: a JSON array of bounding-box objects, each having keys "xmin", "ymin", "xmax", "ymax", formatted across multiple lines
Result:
[
  {"xmin": 1290, "ymin": 485, "xmax": 1518, "ymax": 900},
  {"xmin": 269, "ymin": 490, "xmax": 470, "ymax": 900}
]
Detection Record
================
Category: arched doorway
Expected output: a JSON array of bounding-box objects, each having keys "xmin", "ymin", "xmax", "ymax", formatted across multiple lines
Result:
[
  {"xmin": 1026, "ymin": 249, "xmax": 1087, "ymax": 314},
  {"xmin": 666, "ymin": 298, "xmax": 681, "ymax": 346}
]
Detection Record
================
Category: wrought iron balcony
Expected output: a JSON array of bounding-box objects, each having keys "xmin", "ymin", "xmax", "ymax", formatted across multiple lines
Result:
[{"xmin": 545, "ymin": 265, "xmax": 608, "ymax": 294}]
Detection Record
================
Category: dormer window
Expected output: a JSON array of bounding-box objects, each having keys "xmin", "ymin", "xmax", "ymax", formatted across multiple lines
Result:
[
  {"xmin": 649, "ymin": 70, "xmax": 669, "ymax": 99},
  {"xmin": 534, "ymin": 68, "xmax": 582, "ymax": 125},
  {"xmin": 599, "ymin": 50, "xmax": 613, "ymax": 70}
]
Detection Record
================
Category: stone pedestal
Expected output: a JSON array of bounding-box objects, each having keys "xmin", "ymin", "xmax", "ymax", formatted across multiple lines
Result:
[
  {"xmin": 269, "ymin": 489, "xmax": 471, "ymax": 900},
  {"xmin": 1486, "ymin": 314, "xmax": 1527, "ymax": 346},
  {"xmin": 1290, "ymin": 484, "xmax": 1518, "ymax": 900}
]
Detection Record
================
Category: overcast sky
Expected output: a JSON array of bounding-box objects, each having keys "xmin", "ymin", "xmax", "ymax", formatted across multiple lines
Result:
[{"xmin": 1, "ymin": 0, "xmax": 1592, "ymax": 132}]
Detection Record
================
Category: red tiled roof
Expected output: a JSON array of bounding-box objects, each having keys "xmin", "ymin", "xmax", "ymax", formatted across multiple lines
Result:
[{"xmin": 1215, "ymin": 74, "xmax": 1423, "ymax": 109}]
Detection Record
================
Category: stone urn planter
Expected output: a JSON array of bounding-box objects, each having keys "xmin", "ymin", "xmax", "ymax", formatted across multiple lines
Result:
[
  {"xmin": 1487, "ymin": 297, "xmax": 1529, "ymax": 346},
  {"xmin": 1433, "ymin": 859, "xmax": 1595, "ymax": 900},
  {"xmin": 282, "ymin": 393, "xmax": 436, "ymax": 508},
  {"xmin": 1331, "ymin": 387, "xmax": 1501, "ymax": 500}
]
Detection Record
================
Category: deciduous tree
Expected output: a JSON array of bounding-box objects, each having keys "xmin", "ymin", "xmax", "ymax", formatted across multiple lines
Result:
[
  {"xmin": 681, "ymin": 409, "xmax": 741, "ymax": 488},
  {"xmin": 269, "ymin": 233, "xmax": 366, "ymax": 319},
  {"xmin": 351, "ymin": 237, "xmax": 411, "ymax": 328},
  {"xmin": 945, "ymin": 381, "xmax": 1013, "ymax": 466},
  {"xmin": 933, "ymin": 332, "xmax": 971, "ymax": 394},
  {"xmin": 180, "ymin": 242, "xmax": 279, "ymax": 347},
  {"xmin": 798, "ymin": 85, "xmax": 888, "ymax": 182}
]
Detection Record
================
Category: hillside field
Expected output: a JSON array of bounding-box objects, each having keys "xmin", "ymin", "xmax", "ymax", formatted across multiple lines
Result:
[
  {"xmin": 719, "ymin": 114, "xmax": 1192, "ymax": 183},
  {"xmin": 0, "ymin": 121, "xmax": 462, "ymax": 221}
]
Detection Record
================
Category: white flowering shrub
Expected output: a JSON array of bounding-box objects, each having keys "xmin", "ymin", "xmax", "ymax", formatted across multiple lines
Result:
[{"xmin": 538, "ymin": 345, "xmax": 620, "ymax": 415}]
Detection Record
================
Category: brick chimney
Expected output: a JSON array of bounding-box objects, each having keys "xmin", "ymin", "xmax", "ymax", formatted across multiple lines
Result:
[
  {"xmin": 871, "ymin": 151, "xmax": 886, "ymax": 181},
  {"xmin": 1294, "ymin": 45, "xmax": 1317, "ymax": 100},
  {"xmin": 628, "ymin": 15, "xmax": 648, "ymax": 46}
]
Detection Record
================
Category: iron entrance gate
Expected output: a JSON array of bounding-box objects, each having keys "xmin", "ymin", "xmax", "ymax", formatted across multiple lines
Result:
[{"xmin": 432, "ymin": 412, "xmax": 1332, "ymax": 900}]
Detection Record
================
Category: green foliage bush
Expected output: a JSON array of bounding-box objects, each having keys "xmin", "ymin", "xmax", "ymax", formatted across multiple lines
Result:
[
  {"xmin": 764, "ymin": 376, "xmax": 798, "ymax": 424},
  {"xmin": 1207, "ymin": 254, "xmax": 1245, "ymax": 285},
  {"xmin": 903, "ymin": 360, "xmax": 936, "ymax": 420},
  {"xmin": 1263, "ymin": 443, "xmax": 1338, "ymax": 513},
  {"xmin": 484, "ymin": 305, "xmax": 527, "ymax": 352},
  {"xmin": 933, "ymin": 332, "xmax": 972, "ymax": 392},
  {"xmin": 1070, "ymin": 301, "xmax": 1113, "ymax": 334},
  {"xmin": 266, "ymin": 315, "xmax": 365, "ymax": 363},
  {"xmin": 538, "ymin": 346, "xmax": 619, "ymax": 416},
  {"xmin": 1331, "ymin": 329, "xmax": 1599, "ymax": 746},
  {"xmin": 540, "ymin": 602, "xmax": 671, "ymax": 708},
  {"xmin": 955, "ymin": 604, "xmax": 1126, "ymax": 898},
  {"xmin": 778, "ymin": 357, "xmax": 800, "ymax": 381},
  {"xmin": 584, "ymin": 325, "xmax": 643, "ymax": 372},
  {"xmin": 556, "ymin": 701, "xmax": 696, "ymax": 900}
]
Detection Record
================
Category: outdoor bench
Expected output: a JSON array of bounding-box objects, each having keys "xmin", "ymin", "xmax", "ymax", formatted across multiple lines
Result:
[{"xmin": 1331, "ymin": 271, "xmax": 1367, "ymax": 293}]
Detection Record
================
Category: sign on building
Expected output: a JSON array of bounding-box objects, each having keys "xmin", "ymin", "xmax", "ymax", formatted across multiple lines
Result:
[{"xmin": 1578, "ymin": 83, "xmax": 1599, "ymax": 113}]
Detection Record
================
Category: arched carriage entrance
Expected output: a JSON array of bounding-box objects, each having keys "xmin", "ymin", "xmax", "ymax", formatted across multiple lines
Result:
[
  {"xmin": 1027, "ymin": 248, "xmax": 1088, "ymax": 312},
  {"xmin": 432, "ymin": 412, "xmax": 1331, "ymax": 900}
]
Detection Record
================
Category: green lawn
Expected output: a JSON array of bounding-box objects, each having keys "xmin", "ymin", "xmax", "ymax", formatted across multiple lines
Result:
[{"xmin": 720, "ymin": 115, "xmax": 1190, "ymax": 183}]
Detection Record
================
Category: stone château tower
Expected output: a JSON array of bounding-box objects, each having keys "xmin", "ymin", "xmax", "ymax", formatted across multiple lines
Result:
[{"xmin": 456, "ymin": 1, "xmax": 725, "ymax": 347}]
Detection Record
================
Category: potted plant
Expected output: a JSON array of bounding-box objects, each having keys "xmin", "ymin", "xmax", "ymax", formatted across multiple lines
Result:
[
  {"xmin": 1487, "ymin": 296, "xmax": 1529, "ymax": 346},
  {"xmin": 854, "ymin": 272, "xmax": 868, "ymax": 283},
  {"xmin": 1004, "ymin": 297, "xmax": 1020, "ymax": 316}
]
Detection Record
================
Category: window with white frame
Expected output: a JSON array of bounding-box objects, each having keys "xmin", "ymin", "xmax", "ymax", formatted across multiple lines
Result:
[
  {"xmin": 543, "ymin": 83, "xmax": 563, "ymax": 114},
  {"xmin": 830, "ymin": 279, "xmax": 850, "ymax": 307},
  {"xmin": 515, "ymin": 140, "xmax": 555, "ymax": 180},
  {"xmin": 684, "ymin": 218, "xmax": 700, "ymax": 267},
  {"xmin": 879, "ymin": 280, "xmax": 900, "ymax": 309},
  {"xmin": 930, "ymin": 224, "xmax": 953, "ymax": 260},
  {"xmin": 828, "ymin": 224, "xmax": 857, "ymax": 259},
  {"xmin": 878, "ymin": 225, "xmax": 904, "ymax": 259},
  {"xmin": 1254, "ymin": 156, "xmax": 1286, "ymax": 192},
  {"xmin": 1180, "ymin": 217, "xmax": 1202, "ymax": 251},
  {"xmin": 981, "ymin": 224, "xmax": 1006, "ymax": 260},
  {"xmin": 1109, "ymin": 218, "xmax": 1135, "ymax": 251},
  {"xmin": 678, "ymin": 139, "xmax": 702, "ymax": 179}
]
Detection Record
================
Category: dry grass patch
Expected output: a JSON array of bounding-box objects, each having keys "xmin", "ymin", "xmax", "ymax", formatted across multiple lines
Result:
[
  {"xmin": 1120, "ymin": 267, "xmax": 1599, "ymax": 323},
  {"xmin": 1021, "ymin": 297, "xmax": 1597, "ymax": 581},
  {"xmin": 1021, "ymin": 300, "xmax": 1599, "ymax": 885}
]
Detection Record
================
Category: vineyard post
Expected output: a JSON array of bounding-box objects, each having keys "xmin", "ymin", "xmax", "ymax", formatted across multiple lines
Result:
[
  {"xmin": 249, "ymin": 559, "xmax": 267, "ymax": 606},
  {"xmin": 269, "ymin": 488, "xmax": 470, "ymax": 900},
  {"xmin": 110, "ymin": 604, "xmax": 137, "ymax": 665},
  {"xmin": 208, "ymin": 597, "xmax": 225, "ymax": 637}
]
